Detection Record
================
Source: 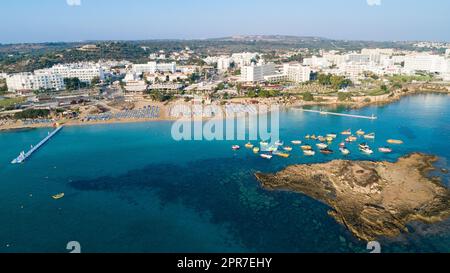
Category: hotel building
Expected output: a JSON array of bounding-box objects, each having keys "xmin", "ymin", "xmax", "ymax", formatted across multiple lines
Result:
[
  {"xmin": 133, "ymin": 62, "xmax": 177, "ymax": 74},
  {"xmin": 240, "ymin": 63, "xmax": 276, "ymax": 82}
]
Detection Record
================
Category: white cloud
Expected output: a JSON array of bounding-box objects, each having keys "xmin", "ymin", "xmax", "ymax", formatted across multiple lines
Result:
[
  {"xmin": 367, "ymin": 0, "xmax": 381, "ymax": 6},
  {"xmin": 66, "ymin": 0, "xmax": 82, "ymax": 6}
]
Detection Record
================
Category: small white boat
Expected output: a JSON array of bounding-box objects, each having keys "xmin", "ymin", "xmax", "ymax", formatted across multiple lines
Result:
[
  {"xmin": 387, "ymin": 139, "xmax": 404, "ymax": 145},
  {"xmin": 260, "ymin": 154, "xmax": 273, "ymax": 160},
  {"xmin": 359, "ymin": 143, "xmax": 370, "ymax": 150},
  {"xmin": 316, "ymin": 143, "xmax": 328, "ymax": 149},
  {"xmin": 326, "ymin": 133, "xmax": 337, "ymax": 139},
  {"xmin": 245, "ymin": 142, "xmax": 254, "ymax": 149},
  {"xmin": 283, "ymin": 146, "xmax": 293, "ymax": 152},
  {"xmin": 339, "ymin": 142, "xmax": 346, "ymax": 148},
  {"xmin": 378, "ymin": 147, "xmax": 393, "ymax": 153},
  {"xmin": 341, "ymin": 129, "xmax": 352, "ymax": 135},
  {"xmin": 275, "ymin": 140, "xmax": 284, "ymax": 146},
  {"xmin": 360, "ymin": 147, "xmax": 374, "ymax": 154},
  {"xmin": 340, "ymin": 147, "xmax": 350, "ymax": 155},
  {"xmin": 364, "ymin": 133, "xmax": 376, "ymax": 140},
  {"xmin": 232, "ymin": 145, "xmax": 240, "ymax": 151},
  {"xmin": 260, "ymin": 141, "xmax": 269, "ymax": 146},
  {"xmin": 291, "ymin": 140, "xmax": 302, "ymax": 145},
  {"xmin": 356, "ymin": 129, "xmax": 365, "ymax": 136},
  {"xmin": 303, "ymin": 150, "xmax": 315, "ymax": 156}
]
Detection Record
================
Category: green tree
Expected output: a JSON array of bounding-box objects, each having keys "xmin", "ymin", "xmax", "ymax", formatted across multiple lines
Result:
[
  {"xmin": 91, "ymin": 76, "xmax": 101, "ymax": 85},
  {"xmin": 64, "ymin": 77, "xmax": 88, "ymax": 90},
  {"xmin": 302, "ymin": 92, "xmax": 314, "ymax": 101},
  {"xmin": 14, "ymin": 109, "xmax": 50, "ymax": 119},
  {"xmin": 338, "ymin": 92, "xmax": 352, "ymax": 101}
]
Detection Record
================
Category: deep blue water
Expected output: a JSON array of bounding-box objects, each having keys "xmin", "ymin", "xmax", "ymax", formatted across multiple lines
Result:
[{"xmin": 0, "ymin": 93, "xmax": 449, "ymax": 253}]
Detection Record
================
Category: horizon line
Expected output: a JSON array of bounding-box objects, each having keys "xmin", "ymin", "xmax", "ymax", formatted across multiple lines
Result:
[{"xmin": 1, "ymin": 34, "xmax": 449, "ymax": 46}]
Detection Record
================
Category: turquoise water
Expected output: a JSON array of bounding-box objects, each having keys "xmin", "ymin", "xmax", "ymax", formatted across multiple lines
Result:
[{"xmin": 0, "ymin": 93, "xmax": 449, "ymax": 253}]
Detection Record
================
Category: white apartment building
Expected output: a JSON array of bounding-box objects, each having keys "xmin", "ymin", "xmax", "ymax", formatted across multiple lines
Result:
[
  {"xmin": 240, "ymin": 63, "xmax": 276, "ymax": 82},
  {"xmin": 6, "ymin": 72, "xmax": 65, "ymax": 92},
  {"xmin": 323, "ymin": 53, "xmax": 346, "ymax": 66},
  {"xmin": 44, "ymin": 63, "xmax": 105, "ymax": 83},
  {"xmin": 283, "ymin": 64, "xmax": 311, "ymax": 83},
  {"xmin": 404, "ymin": 54, "xmax": 447, "ymax": 73},
  {"xmin": 303, "ymin": 56, "xmax": 330, "ymax": 68},
  {"xmin": 217, "ymin": 57, "xmax": 232, "ymax": 71},
  {"xmin": 346, "ymin": 54, "xmax": 371, "ymax": 64},
  {"xmin": 231, "ymin": 52, "xmax": 259, "ymax": 67},
  {"xmin": 133, "ymin": 62, "xmax": 177, "ymax": 74}
]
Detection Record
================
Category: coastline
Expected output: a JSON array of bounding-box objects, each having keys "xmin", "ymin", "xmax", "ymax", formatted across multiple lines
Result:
[{"xmin": 1, "ymin": 88, "xmax": 448, "ymax": 132}]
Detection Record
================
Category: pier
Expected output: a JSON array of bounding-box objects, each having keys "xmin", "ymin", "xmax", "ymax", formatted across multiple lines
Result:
[
  {"xmin": 11, "ymin": 126, "xmax": 64, "ymax": 164},
  {"xmin": 298, "ymin": 109, "xmax": 377, "ymax": 120}
]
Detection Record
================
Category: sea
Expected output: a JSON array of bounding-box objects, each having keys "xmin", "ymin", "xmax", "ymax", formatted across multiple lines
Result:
[{"xmin": 0, "ymin": 93, "xmax": 449, "ymax": 253}]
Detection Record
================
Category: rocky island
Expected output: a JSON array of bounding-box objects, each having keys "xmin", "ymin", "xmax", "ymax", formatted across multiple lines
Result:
[{"xmin": 255, "ymin": 153, "xmax": 450, "ymax": 241}]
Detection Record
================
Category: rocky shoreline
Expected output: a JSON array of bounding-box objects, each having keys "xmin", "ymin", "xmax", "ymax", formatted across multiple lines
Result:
[{"xmin": 255, "ymin": 153, "xmax": 450, "ymax": 242}]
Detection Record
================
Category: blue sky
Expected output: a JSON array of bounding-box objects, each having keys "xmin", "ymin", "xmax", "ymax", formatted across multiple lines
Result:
[{"xmin": 1, "ymin": 0, "xmax": 449, "ymax": 43}]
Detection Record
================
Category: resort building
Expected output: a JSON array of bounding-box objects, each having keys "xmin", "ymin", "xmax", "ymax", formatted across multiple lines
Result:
[
  {"xmin": 6, "ymin": 72, "xmax": 65, "ymax": 92},
  {"xmin": 404, "ymin": 54, "xmax": 448, "ymax": 74},
  {"xmin": 231, "ymin": 52, "xmax": 259, "ymax": 67},
  {"xmin": 283, "ymin": 63, "xmax": 312, "ymax": 83},
  {"xmin": 133, "ymin": 62, "xmax": 177, "ymax": 74},
  {"xmin": 240, "ymin": 63, "xmax": 276, "ymax": 82},
  {"xmin": 41, "ymin": 63, "xmax": 105, "ymax": 83},
  {"xmin": 217, "ymin": 57, "xmax": 232, "ymax": 71},
  {"xmin": 303, "ymin": 56, "xmax": 330, "ymax": 68}
]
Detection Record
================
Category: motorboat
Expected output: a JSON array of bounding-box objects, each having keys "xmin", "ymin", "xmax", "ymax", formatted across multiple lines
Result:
[
  {"xmin": 327, "ymin": 133, "xmax": 337, "ymax": 139},
  {"xmin": 316, "ymin": 143, "xmax": 328, "ymax": 149},
  {"xmin": 340, "ymin": 147, "xmax": 350, "ymax": 155},
  {"xmin": 260, "ymin": 154, "xmax": 273, "ymax": 160},
  {"xmin": 305, "ymin": 135, "xmax": 311, "ymax": 139},
  {"xmin": 356, "ymin": 129, "xmax": 365, "ymax": 136},
  {"xmin": 274, "ymin": 151, "xmax": 290, "ymax": 158},
  {"xmin": 301, "ymin": 145, "xmax": 313, "ymax": 150},
  {"xmin": 260, "ymin": 141, "xmax": 269, "ymax": 146},
  {"xmin": 245, "ymin": 142, "xmax": 254, "ymax": 149},
  {"xmin": 359, "ymin": 143, "xmax": 370, "ymax": 150},
  {"xmin": 232, "ymin": 145, "xmax": 240, "ymax": 150},
  {"xmin": 303, "ymin": 150, "xmax": 316, "ymax": 156},
  {"xmin": 317, "ymin": 136, "xmax": 326, "ymax": 142},
  {"xmin": 283, "ymin": 146, "xmax": 293, "ymax": 152},
  {"xmin": 364, "ymin": 133, "xmax": 376, "ymax": 140},
  {"xmin": 387, "ymin": 139, "xmax": 404, "ymax": 145},
  {"xmin": 341, "ymin": 129, "xmax": 352, "ymax": 135},
  {"xmin": 360, "ymin": 147, "xmax": 374, "ymax": 154},
  {"xmin": 275, "ymin": 140, "xmax": 284, "ymax": 146},
  {"xmin": 378, "ymin": 147, "xmax": 393, "ymax": 153},
  {"xmin": 52, "ymin": 193, "xmax": 65, "ymax": 200},
  {"xmin": 253, "ymin": 147, "xmax": 260, "ymax": 153},
  {"xmin": 291, "ymin": 140, "xmax": 302, "ymax": 145},
  {"xmin": 339, "ymin": 142, "xmax": 346, "ymax": 148},
  {"xmin": 320, "ymin": 148, "xmax": 334, "ymax": 154}
]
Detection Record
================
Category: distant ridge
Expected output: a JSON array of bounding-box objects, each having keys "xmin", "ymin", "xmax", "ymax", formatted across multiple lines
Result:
[{"xmin": 211, "ymin": 35, "xmax": 329, "ymax": 42}]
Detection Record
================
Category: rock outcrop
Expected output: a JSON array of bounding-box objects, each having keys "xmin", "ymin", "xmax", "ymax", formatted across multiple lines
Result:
[{"xmin": 255, "ymin": 153, "xmax": 450, "ymax": 241}]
